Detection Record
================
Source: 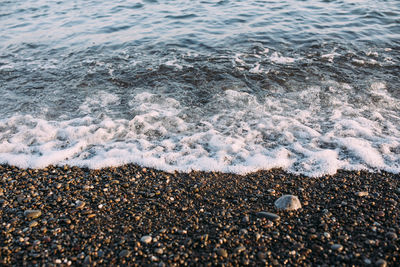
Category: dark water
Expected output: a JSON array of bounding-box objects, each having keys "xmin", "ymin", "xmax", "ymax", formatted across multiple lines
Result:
[{"xmin": 0, "ymin": 0, "xmax": 399, "ymax": 176}]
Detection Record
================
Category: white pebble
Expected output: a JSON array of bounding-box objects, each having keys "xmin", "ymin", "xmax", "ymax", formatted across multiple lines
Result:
[
  {"xmin": 140, "ymin": 235, "xmax": 152, "ymax": 244},
  {"xmin": 274, "ymin": 195, "xmax": 302, "ymax": 211}
]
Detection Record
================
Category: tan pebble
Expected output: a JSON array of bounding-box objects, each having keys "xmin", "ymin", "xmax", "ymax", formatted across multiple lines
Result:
[
  {"xmin": 75, "ymin": 200, "xmax": 85, "ymax": 209},
  {"xmin": 216, "ymin": 248, "xmax": 228, "ymax": 258},
  {"xmin": 355, "ymin": 191, "xmax": 368, "ymax": 197},
  {"xmin": 29, "ymin": 221, "xmax": 39, "ymax": 228},
  {"xmin": 235, "ymin": 245, "xmax": 246, "ymax": 253},
  {"xmin": 24, "ymin": 210, "xmax": 42, "ymax": 219}
]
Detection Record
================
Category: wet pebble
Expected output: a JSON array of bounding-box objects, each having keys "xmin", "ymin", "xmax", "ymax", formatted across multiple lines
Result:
[
  {"xmin": 235, "ymin": 245, "xmax": 246, "ymax": 254},
  {"xmin": 386, "ymin": 232, "xmax": 398, "ymax": 240},
  {"xmin": 24, "ymin": 210, "xmax": 42, "ymax": 220},
  {"xmin": 29, "ymin": 221, "xmax": 39, "ymax": 228},
  {"xmin": 331, "ymin": 244, "xmax": 343, "ymax": 252},
  {"xmin": 75, "ymin": 200, "xmax": 85, "ymax": 209},
  {"xmin": 216, "ymin": 248, "xmax": 228, "ymax": 258},
  {"xmin": 256, "ymin": 211, "xmax": 280, "ymax": 221},
  {"xmin": 375, "ymin": 259, "xmax": 387, "ymax": 267},
  {"xmin": 355, "ymin": 191, "xmax": 369, "ymax": 197},
  {"xmin": 119, "ymin": 250, "xmax": 131, "ymax": 258}
]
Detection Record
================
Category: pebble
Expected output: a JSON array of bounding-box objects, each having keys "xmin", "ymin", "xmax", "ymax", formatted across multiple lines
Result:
[
  {"xmin": 375, "ymin": 259, "xmax": 387, "ymax": 267},
  {"xmin": 154, "ymin": 248, "xmax": 164, "ymax": 255},
  {"xmin": 29, "ymin": 221, "xmax": 39, "ymax": 228},
  {"xmin": 24, "ymin": 210, "xmax": 42, "ymax": 219},
  {"xmin": 256, "ymin": 211, "xmax": 280, "ymax": 221},
  {"xmin": 235, "ymin": 245, "xmax": 246, "ymax": 253},
  {"xmin": 75, "ymin": 200, "xmax": 85, "ymax": 209},
  {"xmin": 141, "ymin": 235, "xmax": 152, "ymax": 244},
  {"xmin": 386, "ymin": 232, "xmax": 398, "ymax": 240},
  {"xmin": 364, "ymin": 258, "xmax": 372, "ymax": 264},
  {"xmin": 239, "ymin": 229, "xmax": 248, "ymax": 235},
  {"xmin": 119, "ymin": 249, "xmax": 131, "ymax": 258},
  {"xmin": 257, "ymin": 252, "xmax": 266, "ymax": 260},
  {"xmin": 216, "ymin": 248, "xmax": 228, "ymax": 258},
  {"xmin": 323, "ymin": 232, "xmax": 331, "ymax": 239},
  {"xmin": 274, "ymin": 195, "xmax": 302, "ymax": 210},
  {"xmin": 83, "ymin": 255, "xmax": 91, "ymax": 265},
  {"xmin": 355, "ymin": 191, "xmax": 369, "ymax": 197},
  {"xmin": 331, "ymin": 244, "xmax": 343, "ymax": 252},
  {"xmin": 242, "ymin": 215, "xmax": 250, "ymax": 223}
]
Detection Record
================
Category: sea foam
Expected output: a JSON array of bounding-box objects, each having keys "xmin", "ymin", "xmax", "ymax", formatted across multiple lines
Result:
[{"xmin": 0, "ymin": 81, "xmax": 399, "ymax": 177}]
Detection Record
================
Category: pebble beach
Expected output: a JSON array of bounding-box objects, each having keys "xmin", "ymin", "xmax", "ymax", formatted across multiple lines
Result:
[{"xmin": 1, "ymin": 164, "xmax": 399, "ymax": 266}]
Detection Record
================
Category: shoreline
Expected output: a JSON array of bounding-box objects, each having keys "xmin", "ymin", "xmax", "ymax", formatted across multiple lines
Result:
[{"xmin": 0, "ymin": 164, "xmax": 399, "ymax": 265}]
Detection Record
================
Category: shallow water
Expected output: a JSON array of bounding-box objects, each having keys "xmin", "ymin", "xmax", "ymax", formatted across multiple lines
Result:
[{"xmin": 1, "ymin": 0, "xmax": 399, "ymax": 176}]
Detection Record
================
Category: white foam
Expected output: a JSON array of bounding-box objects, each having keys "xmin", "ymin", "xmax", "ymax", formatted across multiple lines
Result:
[
  {"xmin": 79, "ymin": 91, "xmax": 120, "ymax": 113},
  {"xmin": 0, "ymin": 82, "xmax": 399, "ymax": 177},
  {"xmin": 270, "ymin": 52, "xmax": 296, "ymax": 64}
]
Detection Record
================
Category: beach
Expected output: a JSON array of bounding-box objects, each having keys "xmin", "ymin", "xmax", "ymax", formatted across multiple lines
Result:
[
  {"xmin": 1, "ymin": 1, "xmax": 400, "ymax": 265},
  {"xmin": 1, "ymin": 165, "xmax": 399, "ymax": 266}
]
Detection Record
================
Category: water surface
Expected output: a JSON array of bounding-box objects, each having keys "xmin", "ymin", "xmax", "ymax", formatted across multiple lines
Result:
[{"xmin": 1, "ymin": 0, "xmax": 399, "ymax": 176}]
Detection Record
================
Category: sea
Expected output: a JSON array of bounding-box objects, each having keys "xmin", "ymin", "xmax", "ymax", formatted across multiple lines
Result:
[{"xmin": 0, "ymin": 0, "xmax": 399, "ymax": 177}]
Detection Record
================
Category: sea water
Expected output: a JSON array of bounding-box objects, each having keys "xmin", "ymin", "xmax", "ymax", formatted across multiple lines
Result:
[{"xmin": 0, "ymin": 0, "xmax": 399, "ymax": 176}]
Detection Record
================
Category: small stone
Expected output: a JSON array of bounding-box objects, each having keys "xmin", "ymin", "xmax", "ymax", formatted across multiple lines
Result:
[
  {"xmin": 386, "ymin": 232, "xmax": 398, "ymax": 240},
  {"xmin": 274, "ymin": 195, "xmax": 302, "ymax": 211},
  {"xmin": 154, "ymin": 248, "xmax": 164, "ymax": 255},
  {"xmin": 29, "ymin": 221, "xmax": 39, "ymax": 228},
  {"xmin": 239, "ymin": 229, "xmax": 248, "ymax": 235},
  {"xmin": 375, "ymin": 259, "xmax": 387, "ymax": 267},
  {"xmin": 323, "ymin": 232, "xmax": 331, "ymax": 239},
  {"xmin": 355, "ymin": 191, "xmax": 369, "ymax": 197},
  {"xmin": 83, "ymin": 255, "xmax": 91, "ymax": 265},
  {"xmin": 312, "ymin": 244, "xmax": 323, "ymax": 252},
  {"xmin": 119, "ymin": 249, "xmax": 131, "ymax": 258},
  {"xmin": 376, "ymin": 211, "xmax": 385, "ymax": 217},
  {"xmin": 217, "ymin": 248, "xmax": 228, "ymax": 258},
  {"xmin": 24, "ymin": 210, "xmax": 42, "ymax": 220},
  {"xmin": 364, "ymin": 258, "xmax": 372, "ymax": 265},
  {"xmin": 75, "ymin": 200, "xmax": 85, "ymax": 209},
  {"xmin": 242, "ymin": 215, "xmax": 250, "ymax": 223},
  {"xmin": 256, "ymin": 211, "xmax": 280, "ymax": 221},
  {"xmin": 141, "ymin": 235, "xmax": 152, "ymax": 244},
  {"xmin": 235, "ymin": 245, "xmax": 246, "ymax": 254},
  {"xmin": 331, "ymin": 244, "xmax": 343, "ymax": 252}
]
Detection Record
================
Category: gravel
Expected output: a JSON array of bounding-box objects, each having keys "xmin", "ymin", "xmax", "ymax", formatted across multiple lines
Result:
[{"xmin": 0, "ymin": 164, "xmax": 399, "ymax": 265}]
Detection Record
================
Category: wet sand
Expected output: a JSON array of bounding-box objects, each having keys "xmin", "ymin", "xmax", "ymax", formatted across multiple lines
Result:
[{"xmin": 0, "ymin": 164, "xmax": 399, "ymax": 266}]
